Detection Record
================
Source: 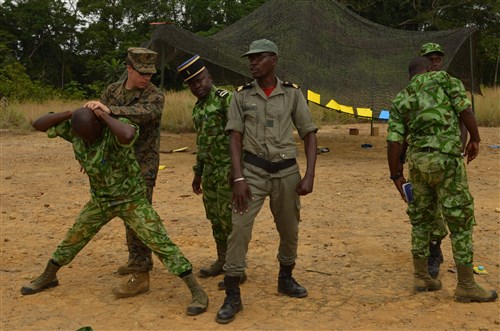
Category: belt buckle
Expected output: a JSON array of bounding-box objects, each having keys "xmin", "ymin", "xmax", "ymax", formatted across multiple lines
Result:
[{"xmin": 268, "ymin": 163, "xmax": 279, "ymax": 173}]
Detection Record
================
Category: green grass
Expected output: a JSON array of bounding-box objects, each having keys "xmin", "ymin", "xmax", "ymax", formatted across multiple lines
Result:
[{"xmin": 1, "ymin": 87, "xmax": 498, "ymax": 132}]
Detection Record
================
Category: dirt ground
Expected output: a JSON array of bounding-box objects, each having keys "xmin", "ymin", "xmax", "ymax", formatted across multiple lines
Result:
[{"xmin": 1, "ymin": 123, "xmax": 499, "ymax": 331}]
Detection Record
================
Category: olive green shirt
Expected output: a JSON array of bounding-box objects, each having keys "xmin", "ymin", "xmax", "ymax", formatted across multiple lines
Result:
[{"xmin": 226, "ymin": 78, "xmax": 318, "ymax": 177}]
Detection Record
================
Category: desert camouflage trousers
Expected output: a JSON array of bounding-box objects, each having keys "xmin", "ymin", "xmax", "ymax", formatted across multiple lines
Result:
[
  {"xmin": 123, "ymin": 179, "xmax": 154, "ymax": 272},
  {"xmin": 201, "ymin": 171, "xmax": 233, "ymax": 246},
  {"xmin": 407, "ymin": 151, "xmax": 475, "ymax": 266},
  {"xmin": 51, "ymin": 196, "xmax": 192, "ymax": 276}
]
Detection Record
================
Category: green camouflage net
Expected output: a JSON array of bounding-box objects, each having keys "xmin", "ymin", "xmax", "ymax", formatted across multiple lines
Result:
[{"xmin": 149, "ymin": 0, "xmax": 478, "ymax": 116}]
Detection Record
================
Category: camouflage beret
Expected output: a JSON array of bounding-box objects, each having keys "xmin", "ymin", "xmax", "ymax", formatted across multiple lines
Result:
[
  {"xmin": 127, "ymin": 47, "xmax": 157, "ymax": 74},
  {"xmin": 420, "ymin": 43, "xmax": 445, "ymax": 57}
]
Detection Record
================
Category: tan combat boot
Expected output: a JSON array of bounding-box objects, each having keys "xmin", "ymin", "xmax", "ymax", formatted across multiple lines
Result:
[
  {"xmin": 115, "ymin": 263, "xmax": 134, "ymax": 275},
  {"xmin": 455, "ymin": 265, "xmax": 498, "ymax": 303},
  {"xmin": 182, "ymin": 272, "xmax": 209, "ymax": 315},
  {"xmin": 199, "ymin": 244, "xmax": 226, "ymax": 278},
  {"xmin": 413, "ymin": 258, "xmax": 442, "ymax": 292},
  {"xmin": 112, "ymin": 272, "xmax": 149, "ymax": 298},
  {"xmin": 21, "ymin": 260, "xmax": 61, "ymax": 295}
]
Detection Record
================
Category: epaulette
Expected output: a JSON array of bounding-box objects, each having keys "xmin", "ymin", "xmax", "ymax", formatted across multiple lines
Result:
[
  {"xmin": 236, "ymin": 83, "xmax": 253, "ymax": 92},
  {"xmin": 215, "ymin": 89, "xmax": 230, "ymax": 98},
  {"xmin": 282, "ymin": 81, "xmax": 300, "ymax": 89}
]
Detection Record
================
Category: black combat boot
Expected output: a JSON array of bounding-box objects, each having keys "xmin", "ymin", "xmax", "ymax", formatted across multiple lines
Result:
[
  {"xmin": 278, "ymin": 263, "xmax": 308, "ymax": 298},
  {"xmin": 217, "ymin": 272, "xmax": 247, "ymax": 290},
  {"xmin": 216, "ymin": 276, "xmax": 243, "ymax": 324},
  {"xmin": 428, "ymin": 240, "xmax": 444, "ymax": 278}
]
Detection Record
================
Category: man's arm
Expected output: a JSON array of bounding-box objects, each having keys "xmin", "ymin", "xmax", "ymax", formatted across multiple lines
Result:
[
  {"xmin": 229, "ymin": 130, "xmax": 252, "ymax": 214},
  {"xmin": 459, "ymin": 106, "xmax": 481, "ymax": 164},
  {"xmin": 387, "ymin": 141, "xmax": 407, "ymax": 201},
  {"xmin": 32, "ymin": 111, "xmax": 72, "ymax": 132},
  {"xmin": 296, "ymin": 131, "xmax": 317, "ymax": 195},
  {"xmin": 93, "ymin": 109, "xmax": 136, "ymax": 145}
]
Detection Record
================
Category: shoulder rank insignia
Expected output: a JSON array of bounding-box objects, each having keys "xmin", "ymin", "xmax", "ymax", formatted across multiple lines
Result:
[
  {"xmin": 283, "ymin": 81, "xmax": 300, "ymax": 89},
  {"xmin": 215, "ymin": 89, "xmax": 229, "ymax": 98},
  {"xmin": 236, "ymin": 82, "xmax": 253, "ymax": 92}
]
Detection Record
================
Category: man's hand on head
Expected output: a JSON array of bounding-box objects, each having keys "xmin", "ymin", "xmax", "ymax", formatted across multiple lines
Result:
[{"xmin": 83, "ymin": 101, "xmax": 111, "ymax": 114}]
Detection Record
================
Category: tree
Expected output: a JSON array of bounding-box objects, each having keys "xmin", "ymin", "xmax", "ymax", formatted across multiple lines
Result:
[{"xmin": 0, "ymin": 0, "xmax": 79, "ymax": 88}]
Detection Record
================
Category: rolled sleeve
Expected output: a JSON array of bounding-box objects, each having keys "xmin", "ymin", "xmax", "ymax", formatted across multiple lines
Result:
[
  {"xmin": 293, "ymin": 90, "xmax": 318, "ymax": 139},
  {"xmin": 225, "ymin": 97, "xmax": 245, "ymax": 133}
]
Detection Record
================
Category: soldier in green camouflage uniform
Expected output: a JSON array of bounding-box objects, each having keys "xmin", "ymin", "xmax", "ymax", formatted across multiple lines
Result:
[
  {"xmin": 84, "ymin": 47, "xmax": 164, "ymax": 297},
  {"xmin": 177, "ymin": 55, "xmax": 244, "ymax": 284},
  {"xmin": 387, "ymin": 57, "xmax": 497, "ymax": 303},
  {"xmin": 21, "ymin": 107, "xmax": 208, "ymax": 315},
  {"xmin": 399, "ymin": 42, "xmax": 470, "ymax": 278}
]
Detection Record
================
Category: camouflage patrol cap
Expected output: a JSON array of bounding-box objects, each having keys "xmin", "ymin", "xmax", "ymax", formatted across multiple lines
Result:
[
  {"xmin": 127, "ymin": 47, "xmax": 157, "ymax": 74},
  {"xmin": 242, "ymin": 39, "xmax": 279, "ymax": 57},
  {"xmin": 420, "ymin": 43, "xmax": 445, "ymax": 56}
]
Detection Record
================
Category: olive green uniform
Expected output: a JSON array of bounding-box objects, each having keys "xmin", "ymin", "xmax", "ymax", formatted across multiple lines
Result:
[{"xmin": 224, "ymin": 78, "xmax": 318, "ymax": 276}]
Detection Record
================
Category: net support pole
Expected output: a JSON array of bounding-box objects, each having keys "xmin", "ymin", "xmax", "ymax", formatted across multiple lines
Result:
[
  {"xmin": 160, "ymin": 42, "xmax": 165, "ymax": 90},
  {"xmin": 469, "ymin": 36, "xmax": 475, "ymax": 112}
]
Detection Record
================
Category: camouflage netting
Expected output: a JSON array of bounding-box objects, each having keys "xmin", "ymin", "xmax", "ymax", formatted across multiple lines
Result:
[{"xmin": 149, "ymin": 0, "xmax": 479, "ymax": 114}]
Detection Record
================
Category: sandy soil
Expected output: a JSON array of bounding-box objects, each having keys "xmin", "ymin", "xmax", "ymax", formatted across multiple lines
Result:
[{"xmin": 1, "ymin": 123, "xmax": 499, "ymax": 331}]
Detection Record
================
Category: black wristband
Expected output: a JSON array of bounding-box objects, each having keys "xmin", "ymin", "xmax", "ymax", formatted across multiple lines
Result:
[{"xmin": 390, "ymin": 173, "xmax": 402, "ymax": 180}]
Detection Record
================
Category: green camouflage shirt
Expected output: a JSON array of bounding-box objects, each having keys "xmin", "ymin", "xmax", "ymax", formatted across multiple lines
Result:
[
  {"xmin": 192, "ymin": 86, "xmax": 232, "ymax": 178},
  {"xmin": 387, "ymin": 71, "xmax": 471, "ymax": 156},
  {"xmin": 101, "ymin": 80, "xmax": 165, "ymax": 180},
  {"xmin": 47, "ymin": 118, "xmax": 145, "ymax": 208}
]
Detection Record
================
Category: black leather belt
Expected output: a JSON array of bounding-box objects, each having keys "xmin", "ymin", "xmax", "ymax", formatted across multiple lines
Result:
[{"xmin": 243, "ymin": 153, "xmax": 296, "ymax": 173}]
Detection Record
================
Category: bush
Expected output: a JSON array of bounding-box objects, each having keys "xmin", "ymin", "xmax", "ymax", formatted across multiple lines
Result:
[{"xmin": 0, "ymin": 105, "xmax": 32, "ymax": 130}]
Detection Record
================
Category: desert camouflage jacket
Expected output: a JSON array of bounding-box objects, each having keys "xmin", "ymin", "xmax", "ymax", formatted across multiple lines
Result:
[
  {"xmin": 101, "ymin": 80, "xmax": 164, "ymax": 181},
  {"xmin": 192, "ymin": 86, "xmax": 232, "ymax": 179},
  {"xmin": 387, "ymin": 71, "xmax": 471, "ymax": 157}
]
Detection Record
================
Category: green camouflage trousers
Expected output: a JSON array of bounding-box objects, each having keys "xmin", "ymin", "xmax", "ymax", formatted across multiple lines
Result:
[
  {"xmin": 51, "ymin": 196, "xmax": 192, "ymax": 276},
  {"xmin": 201, "ymin": 171, "xmax": 233, "ymax": 246},
  {"xmin": 430, "ymin": 205, "xmax": 448, "ymax": 241},
  {"xmin": 123, "ymin": 179, "xmax": 154, "ymax": 272},
  {"xmin": 407, "ymin": 151, "xmax": 475, "ymax": 266}
]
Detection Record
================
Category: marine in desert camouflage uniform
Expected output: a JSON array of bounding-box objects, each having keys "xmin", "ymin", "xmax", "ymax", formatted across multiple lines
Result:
[
  {"xmin": 387, "ymin": 57, "xmax": 497, "ymax": 303},
  {"xmin": 84, "ymin": 47, "xmax": 164, "ymax": 297}
]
